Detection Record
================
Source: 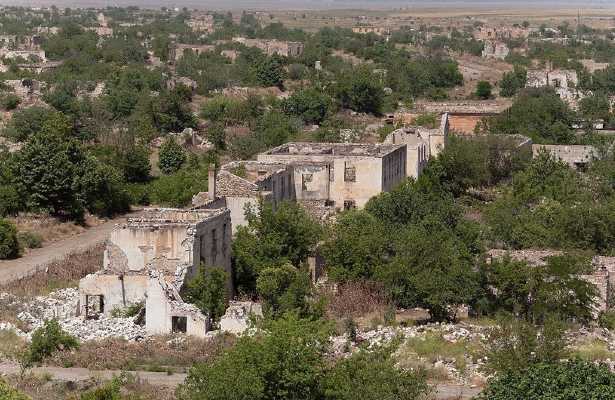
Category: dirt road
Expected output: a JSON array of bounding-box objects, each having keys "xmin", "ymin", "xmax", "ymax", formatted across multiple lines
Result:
[
  {"xmin": 0, "ymin": 217, "xmax": 127, "ymax": 284},
  {"xmin": 0, "ymin": 362, "xmax": 186, "ymax": 387}
]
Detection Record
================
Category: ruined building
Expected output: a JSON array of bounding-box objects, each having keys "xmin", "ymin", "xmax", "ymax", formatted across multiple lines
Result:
[
  {"xmin": 232, "ymin": 37, "xmax": 304, "ymax": 57},
  {"xmin": 532, "ymin": 144, "xmax": 595, "ymax": 170},
  {"xmin": 194, "ymin": 142, "xmax": 407, "ymax": 230},
  {"xmin": 169, "ymin": 44, "xmax": 216, "ymax": 62},
  {"xmin": 481, "ymin": 40, "xmax": 509, "ymax": 60},
  {"xmin": 526, "ymin": 68, "xmax": 583, "ymax": 108},
  {"xmin": 187, "ymin": 14, "xmax": 215, "ymax": 33},
  {"xmin": 79, "ymin": 208, "xmax": 232, "ymax": 337}
]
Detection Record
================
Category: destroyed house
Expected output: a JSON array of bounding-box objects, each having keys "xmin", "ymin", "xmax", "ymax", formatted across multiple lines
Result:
[
  {"xmin": 79, "ymin": 208, "xmax": 232, "ymax": 337},
  {"xmin": 257, "ymin": 142, "xmax": 407, "ymax": 210},
  {"xmin": 193, "ymin": 161, "xmax": 294, "ymax": 233}
]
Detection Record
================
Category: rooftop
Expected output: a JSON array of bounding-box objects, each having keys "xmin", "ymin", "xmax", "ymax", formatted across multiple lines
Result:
[
  {"xmin": 221, "ymin": 161, "xmax": 288, "ymax": 183},
  {"xmin": 125, "ymin": 208, "xmax": 227, "ymax": 226},
  {"xmin": 261, "ymin": 142, "xmax": 404, "ymax": 158}
]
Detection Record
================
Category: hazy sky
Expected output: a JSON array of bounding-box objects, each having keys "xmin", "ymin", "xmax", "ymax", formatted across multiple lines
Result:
[{"xmin": 0, "ymin": 0, "xmax": 610, "ymax": 10}]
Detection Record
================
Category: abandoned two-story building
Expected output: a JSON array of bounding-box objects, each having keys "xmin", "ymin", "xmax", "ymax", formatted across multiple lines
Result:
[
  {"xmin": 79, "ymin": 208, "xmax": 233, "ymax": 337},
  {"xmin": 193, "ymin": 142, "xmax": 408, "ymax": 231}
]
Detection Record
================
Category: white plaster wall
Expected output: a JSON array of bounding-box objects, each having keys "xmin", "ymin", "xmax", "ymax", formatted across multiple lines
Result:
[
  {"xmin": 293, "ymin": 165, "xmax": 330, "ymax": 202},
  {"xmin": 106, "ymin": 226, "xmax": 190, "ymax": 272},
  {"xmin": 79, "ymin": 274, "xmax": 148, "ymax": 316}
]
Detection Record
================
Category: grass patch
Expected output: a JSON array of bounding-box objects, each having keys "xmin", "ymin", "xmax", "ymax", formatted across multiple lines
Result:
[
  {"xmin": 397, "ymin": 332, "xmax": 482, "ymax": 378},
  {"xmin": 573, "ymin": 339, "xmax": 615, "ymax": 362},
  {"xmin": 0, "ymin": 329, "xmax": 27, "ymax": 360},
  {"xmin": 47, "ymin": 334, "xmax": 235, "ymax": 371}
]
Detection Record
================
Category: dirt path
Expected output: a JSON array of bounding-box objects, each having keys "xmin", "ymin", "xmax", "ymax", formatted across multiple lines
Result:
[
  {"xmin": 0, "ymin": 362, "xmax": 186, "ymax": 387},
  {"xmin": 0, "ymin": 361, "xmax": 481, "ymax": 398},
  {"xmin": 0, "ymin": 215, "xmax": 133, "ymax": 284}
]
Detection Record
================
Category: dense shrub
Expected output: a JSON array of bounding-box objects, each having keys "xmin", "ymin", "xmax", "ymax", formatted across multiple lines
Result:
[
  {"xmin": 0, "ymin": 219, "xmax": 20, "ymax": 259},
  {"xmin": 17, "ymin": 231, "xmax": 43, "ymax": 249},
  {"xmin": 28, "ymin": 319, "xmax": 79, "ymax": 363},
  {"xmin": 0, "ymin": 378, "xmax": 31, "ymax": 400},
  {"xmin": 158, "ymin": 137, "xmax": 187, "ymax": 175},
  {"xmin": 184, "ymin": 264, "xmax": 228, "ymax": 323},
  {"xmin": 477, "ymin": 360, "xmax": 615, "ymax": 400}
]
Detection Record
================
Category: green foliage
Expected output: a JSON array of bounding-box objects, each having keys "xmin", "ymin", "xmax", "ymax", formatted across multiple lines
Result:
[
  {"xmin": 207, "ymin": 123, "xmax": 226, "ymax": 151},
  {"xmin": 184, "ymin": 264, "xmax": 228, "ymax": 323},
  {"xmin": 74, "ymin": 156, "xmax": 131, "ymax": 217},
  {"xmin": 256, "ymin": 263, "xmax": 312, "ymax": 318},
  {"xmin": 232, "ymin": 201, "xmax": 322, "ymax": 296},
  {"xmin": 28, "ymin": 319, "xmax": 79, "ymax": 363},
  {"xmin": 412, "ymin": 113, "xmax": 438, "ymax": 128},
  {"xmin": 121, "ymin": 146, "xmax": 151, "ymax": 183},
  {"xmin": 179, "ymin": 314, "xmax": 332, "ymax": 400},
  {"xmin": 483, "ymin": 88, "xmax": 575, "ymax": 144},
  {"xmin": 147, "ymin": 167, "xmax": 209, "ymax": 208},
  {"xmin": 335, "ymin": 67, "xmax": 384, "ymax": 115},
  {"xmin": 158, "ymin": 137, "xmax": 187, "ymax": 175},
  {"xmin": 579, "ymin": 92, "xmax": 611, "ymax": 124},
  {"xmin": 322, "ymin": 346, "xmax": 429, "ymax": 400},
  {"xmin": 480, "ymin": 255, "xmax": 597, "ymax": 323},
  {"xmin": 282, "ymin": 88, "xmax": 332, "ymax": 124},
  {"xmin": 17, "ymin": 231, "xmax": 43, "ymax": 249},
  {"xmin": 475, "ymin": 81, "xmax": 492, "ymax": 99},
  {"xmin": 2, "ymin": 107, "xmax": 62, "ymax": 142},
  {"xmin": 486, "ymin": 151, "xmax": 615, "ymax": 254},
  {"xmin": 482, "ymin": 316, "xmax": 568, "ymax": 375},
  {"xmin": 0, "ymin": 93, "xmax": 20, "ymax": 110},
  {"xmin": 499, "ymin": 66, "xmax": 527, "ymax": 97},
  {"xmin": 598, "ymin": 310, "xmax": 615, "ymax": 330},
  {"xmin": 255, "ymin": 111, "xmax": 300, "ymax": 148},
  {"xmin": 323, "ymin": 177, "xmax": 482, "ymax": 321},
  {"xmin": 13, "ymin": 131, "xmax": 85, "ymax": 219},
  {"xmin": 0, "ymin": 378, "xmax": 31, "ymax": 400},
  {"xmin": 0, "ymin": 218, "xmax": 20, "ymax": 259},
  {"xmin": 477, "ymin": 360, "xmax": 615, "ymax": 400},
  {"xmin": 426, "ymin": 136, "xmax": 530, "ymax": 197},
  {"xmin": 255, "ymin": 56, "xmax": 285, "ymax": 87}
]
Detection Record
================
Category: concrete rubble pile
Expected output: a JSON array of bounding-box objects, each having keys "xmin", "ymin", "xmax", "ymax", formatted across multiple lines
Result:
[{"xmin": 0, "ymin": 288, "xmax": 146, "ymax": 342}]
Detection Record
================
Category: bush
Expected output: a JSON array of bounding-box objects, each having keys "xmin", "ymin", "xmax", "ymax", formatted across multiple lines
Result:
[
  {"xmin": 477, "ymin": 360, "xmax": 615, "ymax": 400},
  {"xmin": 282, "ymin": 88, "xmax": 332, "ymax": 124},
  {"xmin": 0, "ymin": 93, "xmax": 20, "ymax": 110},
  {"xmin": 475, "ymin": 80, "xmax": 492, "ymax": 99},
  {"xmin": 28, "ymin": 319, "xmax": 79, "ymax": 363},
  {"xmin": 158, "ymin": 137, "xmax": 187, "ymax": 175},
  {"xmin": 148, "ymin": 168, "xmax": 209, "ymax": 208},
  {"xmin": 598, "ymin": 310, "xmax": 615, "ymax": 330},
  {"xmin": 0, "ymin": 218, "xmax": 20, "ymax": 259},
  {"xmin": 183, "ymin": 264, "xmax": 228, "ymax": 323},
  {"xmin": 322, "ymin": 346, "xmax": 429, "ymax": 400},
  {"xmin": 17, "ymin": 231, "xmax": 43, "ymax": 249},
  {"xmin": 0, "ymin": 378, "xmax": 31, "ymax": 400}
]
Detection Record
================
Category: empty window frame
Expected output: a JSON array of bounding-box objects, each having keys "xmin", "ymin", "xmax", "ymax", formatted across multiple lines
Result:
[
  {"xmin": 172, "ymin": 316, "xmax": 187, "ymax": 333},
  {"xmin": 344, "ymin": 162, "xmax": 356, "ymax": 182}
]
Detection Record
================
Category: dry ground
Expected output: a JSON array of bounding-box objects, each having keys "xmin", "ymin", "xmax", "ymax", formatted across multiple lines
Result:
[{"xmin": 451, "ymin": 54, "xmax": 513, "ymax": 99}]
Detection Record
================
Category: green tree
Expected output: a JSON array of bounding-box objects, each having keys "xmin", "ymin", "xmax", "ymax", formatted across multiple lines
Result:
[
  {"xmin": 256, "ymin": 264, "xmax": 311, "ymax": 317},
  {"xmin": 2, "ymin": 106, "xmax": 61, "ymax": 142},
  {"xmin": 282, "ymin": 88, "xmax": 332, "ymax": 124},
  {"xmin": 482, "ymin": 315, "xmax": 568, "ymax": 374},
  {"xmin": 184, "ymin": 264, "xmax": 228, "ymax": 323},
  {"xmin": 28, "ymin": 319, "xmax": 79, "ymax": 363},
  {"xmin": 158, "ymin": 137, "xmax": 187, "ymax": 174},
  {"xmin": 232, "ymin": 201, "xmax": 322, "ymax": 295},
  {"xmin": 477, "ymin": 360, "xmax": 615, "ymax": 400},
  {"xmin": 14, "ymin": 131, "xmax": 85, "ymax": 219},
  {"xmin": 475, "ymin": 81, "xmax": 492, "ymax": 99},
  {"xmin": 255, "ymin": 56, "xmax": 285, "ymax": 88},
  {"xmin": 579, "ymin": 92, "xmax": 611, "ymax": 127},
  {"xmin": 336, "ymin": 67, "xmax": 384, "ymax": 115},
  {"xmin": 74, "ymin": 156, "xmax": 130, "ymax": 217},
  {"xmin": 499, "ymin": 65, "xmax": 527, "ymax": 97},
  {"xmin": 483, "ymin": 88, "xmax": 575, "ymax": 144},
  {"xmin": 322, "ymin": 346, "xmax": 429, "ymax": 400},
  {"xmin": 179, "ymin": 314, "xmax": 332, "ymax": 400},
  {"xmin": 481, "ymin": 254, "xmax": 597, "ymax": 323},
  {"xmin": 0, "ymin": 218, "xmax": 20, "ymax": 260}
]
